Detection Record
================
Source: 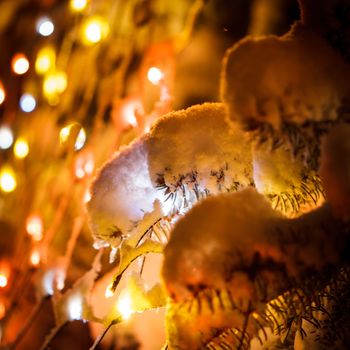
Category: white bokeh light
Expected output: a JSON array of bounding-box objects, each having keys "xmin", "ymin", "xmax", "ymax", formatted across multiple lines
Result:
[
  {"xmin": 36, "ymin": 17, "xmax": 54, "ymax": 36},
  {"xmin": 0, "ymin": 126, "xmax": 13, "ymax": 149},
  {"xmin": 20, "ymin": 94, "xmax": 36, "ymax": 113},
  {"xmin": 68, "ymin": 294, "xmax": 83, "ymax": 320}
]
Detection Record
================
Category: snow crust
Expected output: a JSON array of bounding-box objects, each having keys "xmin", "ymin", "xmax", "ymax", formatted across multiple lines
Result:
[
  {"xmin": 221, "ymin": 25, "xmax": 350, "ymax": 130},
  {"xmin": 147, "ymin": 102, "xmax": 252, "ymax": 194}
]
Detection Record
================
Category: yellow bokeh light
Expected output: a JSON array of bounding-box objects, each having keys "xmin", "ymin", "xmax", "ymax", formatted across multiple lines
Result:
[
  {"xmin": 0, "ymin": 167, "xmax": 17, "ymax": 193},
  {"xmin": 117, "ymin": 291, "xmax": 133, "ymax": 320},
  {"xmin": 14, "ymin": 137, "xmax": 29, "ymax": 159},
  {"xmin": 26, "ymin": 214, "xmax": 43, "ymax": 241},
  {"xmin": 43, "ymin": 71, "xmax": 67, "ymax": 98},
  {"xmin": 70, "ymin": 0, "xmax": 87, "ymax": 12},
  {"xmin": 12, "ymin": 53, "xmax": 29, "ymax": 75},
  {"xmin": 59, "ymin": 123, "xmax": 86, "ymax": 151},
  {"xmin": 35, "ymin": 47, "xmax": 56, "ymax": 75},
  {"xmin": 59, "ymin": 125, "xmax": 71, "ymax": 144},
  {"xmin": 82, "ymin": 17, "xmax": 109, "ymax": 45}
]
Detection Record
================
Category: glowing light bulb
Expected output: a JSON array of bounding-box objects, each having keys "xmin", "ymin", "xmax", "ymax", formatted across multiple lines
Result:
[
  {"xmin": 60, "ymin": 123, "xmax": 86, "ymax": 151},
  {"xmin": 30, "ymin": 249, "xmax": 40, "ymax": 266},
  {"xmin": 117, "ymin": 291, "xmax": 133, "ymax": 320},
  {"xmin": 35, "ymin": 47, "xmax": 55, "ymax": 75},
  {"xmin": 54, "ymin": 72, "xmax": 67, "ymax": 93},
  {"xmin": 0, "ymin": 274, "xmax": 8, "ymax": 288},
  {"xmin": 82, "ymin": 17, "xmax": 109, "ymax": 45},
  {"xmin": 74, "ymin": 149, "xmax": 95, "ymax": 179},
  {"xmin": 20, "ymin": 94, "xmax": 36, "ymax": 113},
  {"xmin": 105, "ymin": 283, "xmax": 114, "ymax": 298},
  {"xmin": 75, "ymin": 128, "xmax": 86, "ymax": 150},
  {"xmin": 59, "ymin": 125, "xmax": 71, "ymax": 144},
  {"xmin": 14, "ymin": 137, "xmax": 29, "ymax": 159},
  {"xmin": 43, "ymin": 71, "xmax": 67, "ymax": 98},
  {"xmin": 26, "ymin": 214, "xmax": 43, "ymax": 241},
  {"xmin": 83, "ymin": 189, "xmax": 91, "ymax": 204},
  {"xmin": 11, "ymin": 54, "xmax": 29, "ymax": 75},
  {"xmin": 70, "ymin": 0, "xmax": 87, "ymax": 12},
  {"xmin": 36, "ymin": 17, "xmax": 54, "ymax": 36},
  {"xmin": 0, "ymin": 126, "xmax": 13, "ymax": 149},
  {"xmin": 68, "ymin": 294, "xmax": 83, "ymax": 320},
  {"xmin": 122, "ymin": 101, "xmax": 139, "ymax": 127},
  {"xmin": 75, "ymin": 167, "xmax": 85, "ymax": 179},
  {"xmin": 0, "ymin": 82, "xmax": 5, "ymax": 105},
  {"xmin": 147, "ymin": 67, "xmax": 163, "ymax": 85},
  {"xmin": 0, "ymin": 167, "xmax": 16, "ymax": 193}
]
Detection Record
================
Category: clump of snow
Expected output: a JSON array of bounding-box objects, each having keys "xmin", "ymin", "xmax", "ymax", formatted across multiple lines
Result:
[
  {"xmin": 221, "ymin": 25, "xmax": 350, "ymax": 130},
  {"xmin": 88, "ymin": 103, "xmax": 253, "ymax": 250},
  {"xmin": 87, "ymin": 138, "xmax": 165, "ymax": 249},
  {"xmin": 147, "ymin": 103, "xmax": 252, "ymax": 195},
  {"xmin": 320, "ymin": 123, "xmax": 350, "ymax": 221},
  {"xmin": 163, "ymin": 188, "xmax": 280, "ymax": 301},
  {"xmin": 162, "ymin": 188, "xmax": 344, "ymax": 303}
]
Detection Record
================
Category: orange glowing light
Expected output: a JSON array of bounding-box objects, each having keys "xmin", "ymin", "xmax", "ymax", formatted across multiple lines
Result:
[
  {"xmin": 0, "ymin": 301, "xmax": 5, "ymax": 319},
  {"xmin": 30, "ymin": 249, "xmax": 41, "ymax": 266},
  {"xmin": 11, "ymin": 53, "xmax": 29, "ymax": 75},
  {"xmin": 74, "ymin": 151, "xmax": 95, "ymax": 179},
  {"xmin": 83, "ymin": 189, "xmax": 91, "ymax": 204},
  {"xmin": 0, "ymin": 82, "xmax": 5, "ymax": 105},
  {"xmin": 26, "ymin": 215, "xmax": 43, "ymax": 241}
]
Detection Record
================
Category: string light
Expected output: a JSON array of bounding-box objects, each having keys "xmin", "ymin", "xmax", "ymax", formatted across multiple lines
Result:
[
  {"xmin": 0, "ymin": 82, "xmax": 5, "ymax": 105},
  {"xmin": 19, "ymin": 93, "xmax": 36, "ymax": 113},
  {"xmin": 43, "ymin": 71, "xmax": 67, "ymax": 98},
  {"xmin": 68, "ymin": 294, "xmax": 83, "ymax": 320},
  {"xmin": 11, "ymin": 53, "xmax": 29, "ymax": 75},
  {"xmin": 0, "ymin": 166, "xmax": 16, "ymax": 193},
  {"xmin": 42, "ymin": 268, "xmax": 65, "ymax": 295},
  {"xmin": 117, "ymin": 291, "xmax": 133, "ymax": 320},
  {"xmin": 59, "ymin": 123, "xmax": 86, "ymax": 151},
  {"xmin": 36, "ymin": 17, "xmax": 54, "ymax": 36},
  {"xmin": 26, "ymin": 214, "xmax": 43, "ymax": 241},
  {"xmin": 35, "ymin": 46, "xmax": 56, "ymax": 75},
  {"xmin": 147, "ymin": 67, "xmax": 163, "ymax": 85},
  {"xmin": 74, "ymin": 151, "xmax": 94, "ymax": 180},
  {"xmin": 122, "ymin": 100, "xmax": 140, "ymax": 127},
  {"xmin": 30, "ymin": 249, "xmax": 41, "ymax": 266},
  {"xmin": 74, "ymin": 128, "xmax": 86, "ymax": 150},
  {"xmin": 0, "ymin": 126, "xmax": 13, "ymax": 149},
  {"xmin": 0, "ymin": 274, "xmax": 8, "ymax": 288},
  {"xmin": 83, "ymin": 189, "xmax": 91, "ymax": 204},
  {"xmin": 14, "ymin": 137, "xmax": 29, "ymax": 159},
  {"xmin": 70, "ymin": 0, "xmax": 88, "ymax": 12},
  {"xmin": 0, "ymin": 301, "xmax": 5, "ymax": 319},
  {"xmin": 59, "ymin": 125, "xmax": 71, "ymax": 144},
  {"xmin": 82, "ymin": 17, "xmax": 109, "ymax": 45}
]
